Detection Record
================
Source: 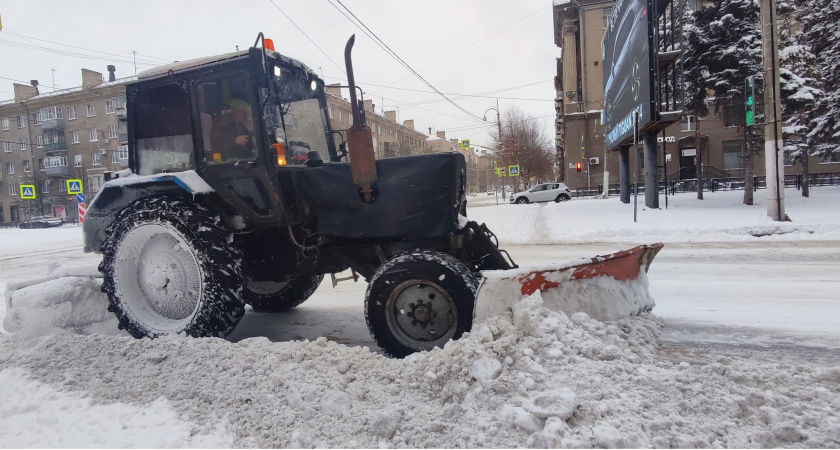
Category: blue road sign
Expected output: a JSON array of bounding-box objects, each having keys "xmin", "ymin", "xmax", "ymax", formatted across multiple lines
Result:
[
  {"xmin": 76, "ymin": 193, "xmax": 86, "ymax": 204},
  {"xmin": 67, "ymin": 180, "xmax": 82, "ymax": 194}
]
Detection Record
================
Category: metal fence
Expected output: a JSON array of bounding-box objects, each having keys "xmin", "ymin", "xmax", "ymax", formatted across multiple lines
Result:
[{"xmin": 574, "ymin": 172, "xmax": 840, "ymax": 198}]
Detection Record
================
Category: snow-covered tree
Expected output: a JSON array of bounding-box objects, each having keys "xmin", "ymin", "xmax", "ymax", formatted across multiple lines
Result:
[
  {"xmin": 778, "ymin": 0, "xmax": 822, "ymax": 196},
  {"xmin": 682, "ymin": 4, "xmax": 713, "ymax": 200},
  {"xmin": 799, "ymin": 0, "xmax": 840, "ymax": 163},
  {"xmin": 686, "ymin": 0, "xmax": 763, "ymax": 204}
]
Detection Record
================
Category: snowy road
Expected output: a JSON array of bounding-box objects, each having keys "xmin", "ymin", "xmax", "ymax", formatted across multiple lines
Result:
[{"xmin": 1, "ymin": 189, "xmax": 839, "ymax": 447}]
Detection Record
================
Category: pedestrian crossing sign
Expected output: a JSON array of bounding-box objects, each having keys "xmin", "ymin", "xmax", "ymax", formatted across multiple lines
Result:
[
  {"xmin": 67, "ymin": 179, "xmax": 83, "ymax": 194},
  {"xmin": 20, "ymin": 184, "xmax": 36, "ymax": 199},
  {"xmin": 460, "ymin": 139, "xmax": 470, "ymax": 149},
  {"xmin": 508, "ymin": 165, "xmax": 520, "ymax": 177}
]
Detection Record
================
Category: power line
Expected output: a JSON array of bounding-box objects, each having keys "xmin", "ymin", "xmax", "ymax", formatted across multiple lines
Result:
[
  {"xmin": 0, "ymin": 39, "xmax": 158, "ymax": 67},
  {"xmin": 0, "ymin": 29, "xmax": 167, "ymax": 65},
  {"xmin": 265, "ymin": 0, "xmax": 345, "ymax": 75},
  {"xmin": 326, "ymin": 0, "xmax": 484, "ymax": 123},
  {"xmin": 369, "ymin": 5, "xmax": 550, "ymax": 96}
]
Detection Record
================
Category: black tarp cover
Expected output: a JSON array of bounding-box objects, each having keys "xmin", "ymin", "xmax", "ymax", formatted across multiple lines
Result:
[{"xmin": 298, "ymin": 153, "xmax": 466, "ymax": 240}]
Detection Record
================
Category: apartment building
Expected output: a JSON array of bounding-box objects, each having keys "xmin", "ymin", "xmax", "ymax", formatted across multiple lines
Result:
[
  {"xmin": 325, "ymin": 84, "xmax": 427, "ymax": 158},
  {"xmin": 553, "ymin": 0, "xmax": 839, "ymax": 191},
  {"xmin": 426, "ymin": 131, "xmax": 495, "ymax": 193},
  {"xmin": 0, "ymin": 67, "xmax": 130, "ymax": 223}
]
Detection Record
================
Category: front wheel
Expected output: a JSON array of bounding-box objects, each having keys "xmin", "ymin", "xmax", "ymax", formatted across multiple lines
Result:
[
  {"xmin": 555, "ymin": 194, "xmax": 570, "ymax": 202},
  {"xmin": 516, "ymin": 197, "xmax": 529, "ymax": 204},
  {"xmin": 100, "ymin": 197, "xmax": 245, "ymax": 339},
  {"xmin": 244, "ymin": 275, "xmax": 324, "ymax": 312},
  {"xmin": 365, "ymin": 251, "xmax": 479, "ymax": 358}
]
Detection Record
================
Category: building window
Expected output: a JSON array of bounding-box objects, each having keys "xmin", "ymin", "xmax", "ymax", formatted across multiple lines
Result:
[
  {"xmin": 71, "ymin": 131, "xmax": 80, "ymax": 144},
  {"xmin": 784, "ymin": 149, "xmax": 794, "ymax": 167},
  {"xmin": 87, "ymin": 104, "xmax": 95, "ymax": 117},
  {"xmin": 59, "ymin": 179, "xmax": 67, "ymax": 193},
  {"xmin": 36, "ymin": 135, "xmax": 44, "ymax": 148},
  {"xmin": 116, "ymin": 96, "xmax": 126, "ymax": 109},
  {"xmin": 39, "ymin": 158, "xmax": 45, "ymax": 170},
  {"xmin": 23, "ymin": 160, "xmax": 31, "ymax": 172},
  {"xmin": 91, "ymin": 174, "xmax": 104, "ymax": 192},
  {"xmin": 45, "ymin": 156, "xmax": 67, "ymax": 168},
  {"xmin": 92, "ymin": 152, "xmax": 102, "ymax": 166},
  {"xmin": 338, "ymin": 110, "xmax": 344, "ymax": 122},
  {"xmin": 106, "ymin": 99, "xmax": 116, "ymax": 114},
  {"xmin": 722, "ymin": 141, "xmax": 744, "ymax": 170},
  {"xmin": 109, "ymin": 124, "xmax": 118, "ymax": 139},
  {"xmin": 69, "ymin": 106, "xmax": 77, "ymax": 120},
  {"xmin": 723, "ymin": 104, "xmax": 744, "ymax": 128},
  {"xmin": 74, "ymin": 154, "xmax": 83, "ymax": 166},
  {"xmin": 118, "ymin": 121, "xmax": 127, "ymax": 135},
  {"xmin": 19, "ymin": 138, "xmax": 28, "ymax": 151},
  {"xmin": 9, "ymin": 183, "xmax": 18, "ymax": 196},
  {"xmin": 42, "ymin": 180, "xmax": 50, "ymax": 193},
  {"xmin": 3, "ymin": 142, "xmax": 10, "ymax": 152},
  {"xmin": 680, "ymin": 115, "xmax": 695, "ymax": 132},
  {"xmin": 1, "ymin": 118, "xmax": 8, "ymax": 130},
  {"xmin": 377, "ymin": 125, "xmax": 381, "ymax": 135},
  {"xmin": 6, "ymin": 162, "xmax": 14, "ymax": 174},
  {"xmin": 117, "ymin": 144, "xmax": 128, "ymax": 160},
  {"xmin": 33, "ymin": 112, "xmax": 41, "ymax": 125},
  {"xmin": 603, "ymin": 7, "xmax": 613, "ymax": 29},
  {"xmin": 821, "ymin": 152, "xmax": 840, "ymax": 164},
  {"xmin": 90, "ymin": 129, "xmax": 98, "ymax": 142},
  {"xmin": 329, "ymin": 107, "xmax": 333, "ymax": 119},
  {"xmin": 17, "ymin": 115, "xmax": 25, "ymax": 128}
]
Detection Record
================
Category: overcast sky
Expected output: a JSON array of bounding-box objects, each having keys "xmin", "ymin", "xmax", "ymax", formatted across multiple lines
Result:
[{"xmin": 0, "ymin": 0, "xmax": 559, "ymax": 149}]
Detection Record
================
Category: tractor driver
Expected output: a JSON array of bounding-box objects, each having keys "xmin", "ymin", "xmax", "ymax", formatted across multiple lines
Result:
[{"xmin": 210, "ymin": 98, "xmax": 256, "ymax": 162}]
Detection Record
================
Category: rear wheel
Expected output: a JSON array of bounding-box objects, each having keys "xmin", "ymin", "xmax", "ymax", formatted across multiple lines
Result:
[
  {"xmin": 555, "ymin": 194, "xmax": 570, "ymax": 202},
  {"xmin": 516, "ymin": 197, "xmax": 529, "ymax": 204},
  {"xmin": 100, "ymin": 197, "xmax": 244, "ymax": 339},
  {"xmin": 365, "ymin": 251, "xmax": 479, "ymax": 358},
  {"xmin": 244, "ymin": 275, "xmax": 324, "ymax": 312}
]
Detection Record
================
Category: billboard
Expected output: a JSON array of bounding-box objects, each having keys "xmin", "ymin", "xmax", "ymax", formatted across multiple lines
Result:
[{"xmin": 602, "ymin": 0, "xmax": 654, "ymax": 151}]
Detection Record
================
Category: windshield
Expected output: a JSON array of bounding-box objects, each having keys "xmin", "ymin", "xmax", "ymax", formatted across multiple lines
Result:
[{"xmin": 273, "ymin": 65, "xmax": 332, "ymax": 165}]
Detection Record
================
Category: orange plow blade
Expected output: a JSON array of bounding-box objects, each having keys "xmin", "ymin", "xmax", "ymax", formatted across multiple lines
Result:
[{"xmin": 474, "ymin": 243, "xmax": 663, "ymax": 324}]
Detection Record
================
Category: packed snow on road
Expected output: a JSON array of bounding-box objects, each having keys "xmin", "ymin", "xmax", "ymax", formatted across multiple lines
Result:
[{"xmin": 1, "ymin": 188, "xmax": 839, "ymax": 448}]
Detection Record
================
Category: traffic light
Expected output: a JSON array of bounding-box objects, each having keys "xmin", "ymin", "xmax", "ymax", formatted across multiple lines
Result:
[
  {"xmin": 745, "ymin": 75, "xmax": 755, "ymax": 126},
  {"xmin": 576, "ymin": 162, "xmax": 582, "ymax": 172}
]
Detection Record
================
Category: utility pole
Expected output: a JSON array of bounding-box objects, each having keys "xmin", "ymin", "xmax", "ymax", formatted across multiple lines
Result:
[
  {"xmin": 761, "ymin": 0, "xmax": 786, "ymax": 221},
  {"xmin": 133, "ymin": 51, "xmax": 138, "ymax": 75}
]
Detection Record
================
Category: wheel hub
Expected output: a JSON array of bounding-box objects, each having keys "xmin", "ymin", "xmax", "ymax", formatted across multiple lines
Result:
[
  {"xmin": 114, "ymin": 223, "xmax": 203, "ymax": 333},
  {"xmin": 387, "ymin": 281, "xmax": 457, "ymax": 347}
]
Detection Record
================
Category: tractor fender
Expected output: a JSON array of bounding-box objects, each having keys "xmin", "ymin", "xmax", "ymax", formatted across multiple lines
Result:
[{"xmin": 83, "ymin": 171, "xmax": 214, "ymax": 254}]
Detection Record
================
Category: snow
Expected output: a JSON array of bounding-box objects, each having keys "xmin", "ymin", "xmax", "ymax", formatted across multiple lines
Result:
[{"xmin": 1, "ymin": 187, "xmax": 839, "ymax": 447}]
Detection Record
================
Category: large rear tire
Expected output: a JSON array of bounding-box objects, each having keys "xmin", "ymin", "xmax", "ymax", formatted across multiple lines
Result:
[
  {"xmin": 365, "ymin": 251, "xmax": 479, "ymax": 358},
  {"xmin": 244, "ymin": 275, "xmax": 324, "ymax": 313},
  {"xmin": 100, "ymin": 197, "xmax": 245, "ymax": 339}
]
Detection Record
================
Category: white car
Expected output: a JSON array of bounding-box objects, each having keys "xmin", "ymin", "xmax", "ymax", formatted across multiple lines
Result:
[{"xmin": 510, "ymin": 182, "xmax": 572, "ymax": 204}]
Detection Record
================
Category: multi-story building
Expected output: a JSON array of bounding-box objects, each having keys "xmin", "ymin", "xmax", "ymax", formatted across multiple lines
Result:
[
  {"xmin": 325, "ymin": 84, "xmax": 427, "ymax": 158},
  {"xmin": 425, "ymin": 131, "xmax": 495, "ymax": 193},
  {"xmin": 0, "ymin": 67, "xmax": 130, "ymax": 223},
  {"xmin": 553, "ymin": 0, "xmax": 839, "ymax": 191}
]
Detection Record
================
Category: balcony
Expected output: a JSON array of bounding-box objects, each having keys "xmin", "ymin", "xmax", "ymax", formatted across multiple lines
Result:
[
  {"xmin": 119, "ymin": 133, "xmax": 128, "ymax": 144},
  {"xmin": 44, "ymin": 142, "xmax": 67, "ymax": 154},
  {"xmin": 44, "ymin": 165, "xmax": 69, "ymax": 177},
  {"xmin": 116, "ymin": 107, "xmax": 127, "ymax": 119},
  {"xmin": 41, "ymin": 118, "xmax": 65, "ymax": 130}
]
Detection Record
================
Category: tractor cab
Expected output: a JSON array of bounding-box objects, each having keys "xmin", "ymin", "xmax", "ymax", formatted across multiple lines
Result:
[{"xmin": 126, "ymin": 43, "xmax": 337, "ymax": 224}]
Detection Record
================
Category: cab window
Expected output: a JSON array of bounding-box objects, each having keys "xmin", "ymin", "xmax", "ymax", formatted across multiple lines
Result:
[{"xmin": 196, "ymin": 74, "xmax": 257, "ymax": 164}]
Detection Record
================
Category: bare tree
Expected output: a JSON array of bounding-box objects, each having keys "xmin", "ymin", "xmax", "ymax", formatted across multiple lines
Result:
[{"xmin": 490, "ymin": 107, "xmax": 554, "ymax": 190}]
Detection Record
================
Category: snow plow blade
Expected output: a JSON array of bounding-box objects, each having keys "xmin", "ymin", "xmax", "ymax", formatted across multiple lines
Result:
[{"xmin": 474, "ymin": 243, "xmax": 663, "ymax": 324}]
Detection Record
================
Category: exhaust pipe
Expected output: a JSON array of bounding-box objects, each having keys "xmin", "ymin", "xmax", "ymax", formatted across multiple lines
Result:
[{"xmin": 344, "ymin": 35, "xmax": 378, "ymax": 203}]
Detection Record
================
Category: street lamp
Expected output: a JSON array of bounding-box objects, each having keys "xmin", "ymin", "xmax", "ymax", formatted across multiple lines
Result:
[{"xmin": 482, "ymin": 100, "xmax": 505, "ymax": 201}]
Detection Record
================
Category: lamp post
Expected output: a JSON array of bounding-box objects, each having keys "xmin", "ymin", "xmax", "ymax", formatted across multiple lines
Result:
[{"xmin": 483, "ymin": 100, "xmax": 504, "ymax": 201}]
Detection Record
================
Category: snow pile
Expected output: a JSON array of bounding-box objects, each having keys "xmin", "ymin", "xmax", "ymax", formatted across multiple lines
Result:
[
  {"xmin": 0, "ymin": 368, "xmax": 233, "ymax": 448},
  {"xmin": 3, "ymin": 277, "xmax": 123, "ymax": 339},
  {"xmin": 1, "ymin": 288, "xmax": 839, "ymax": 447}
]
